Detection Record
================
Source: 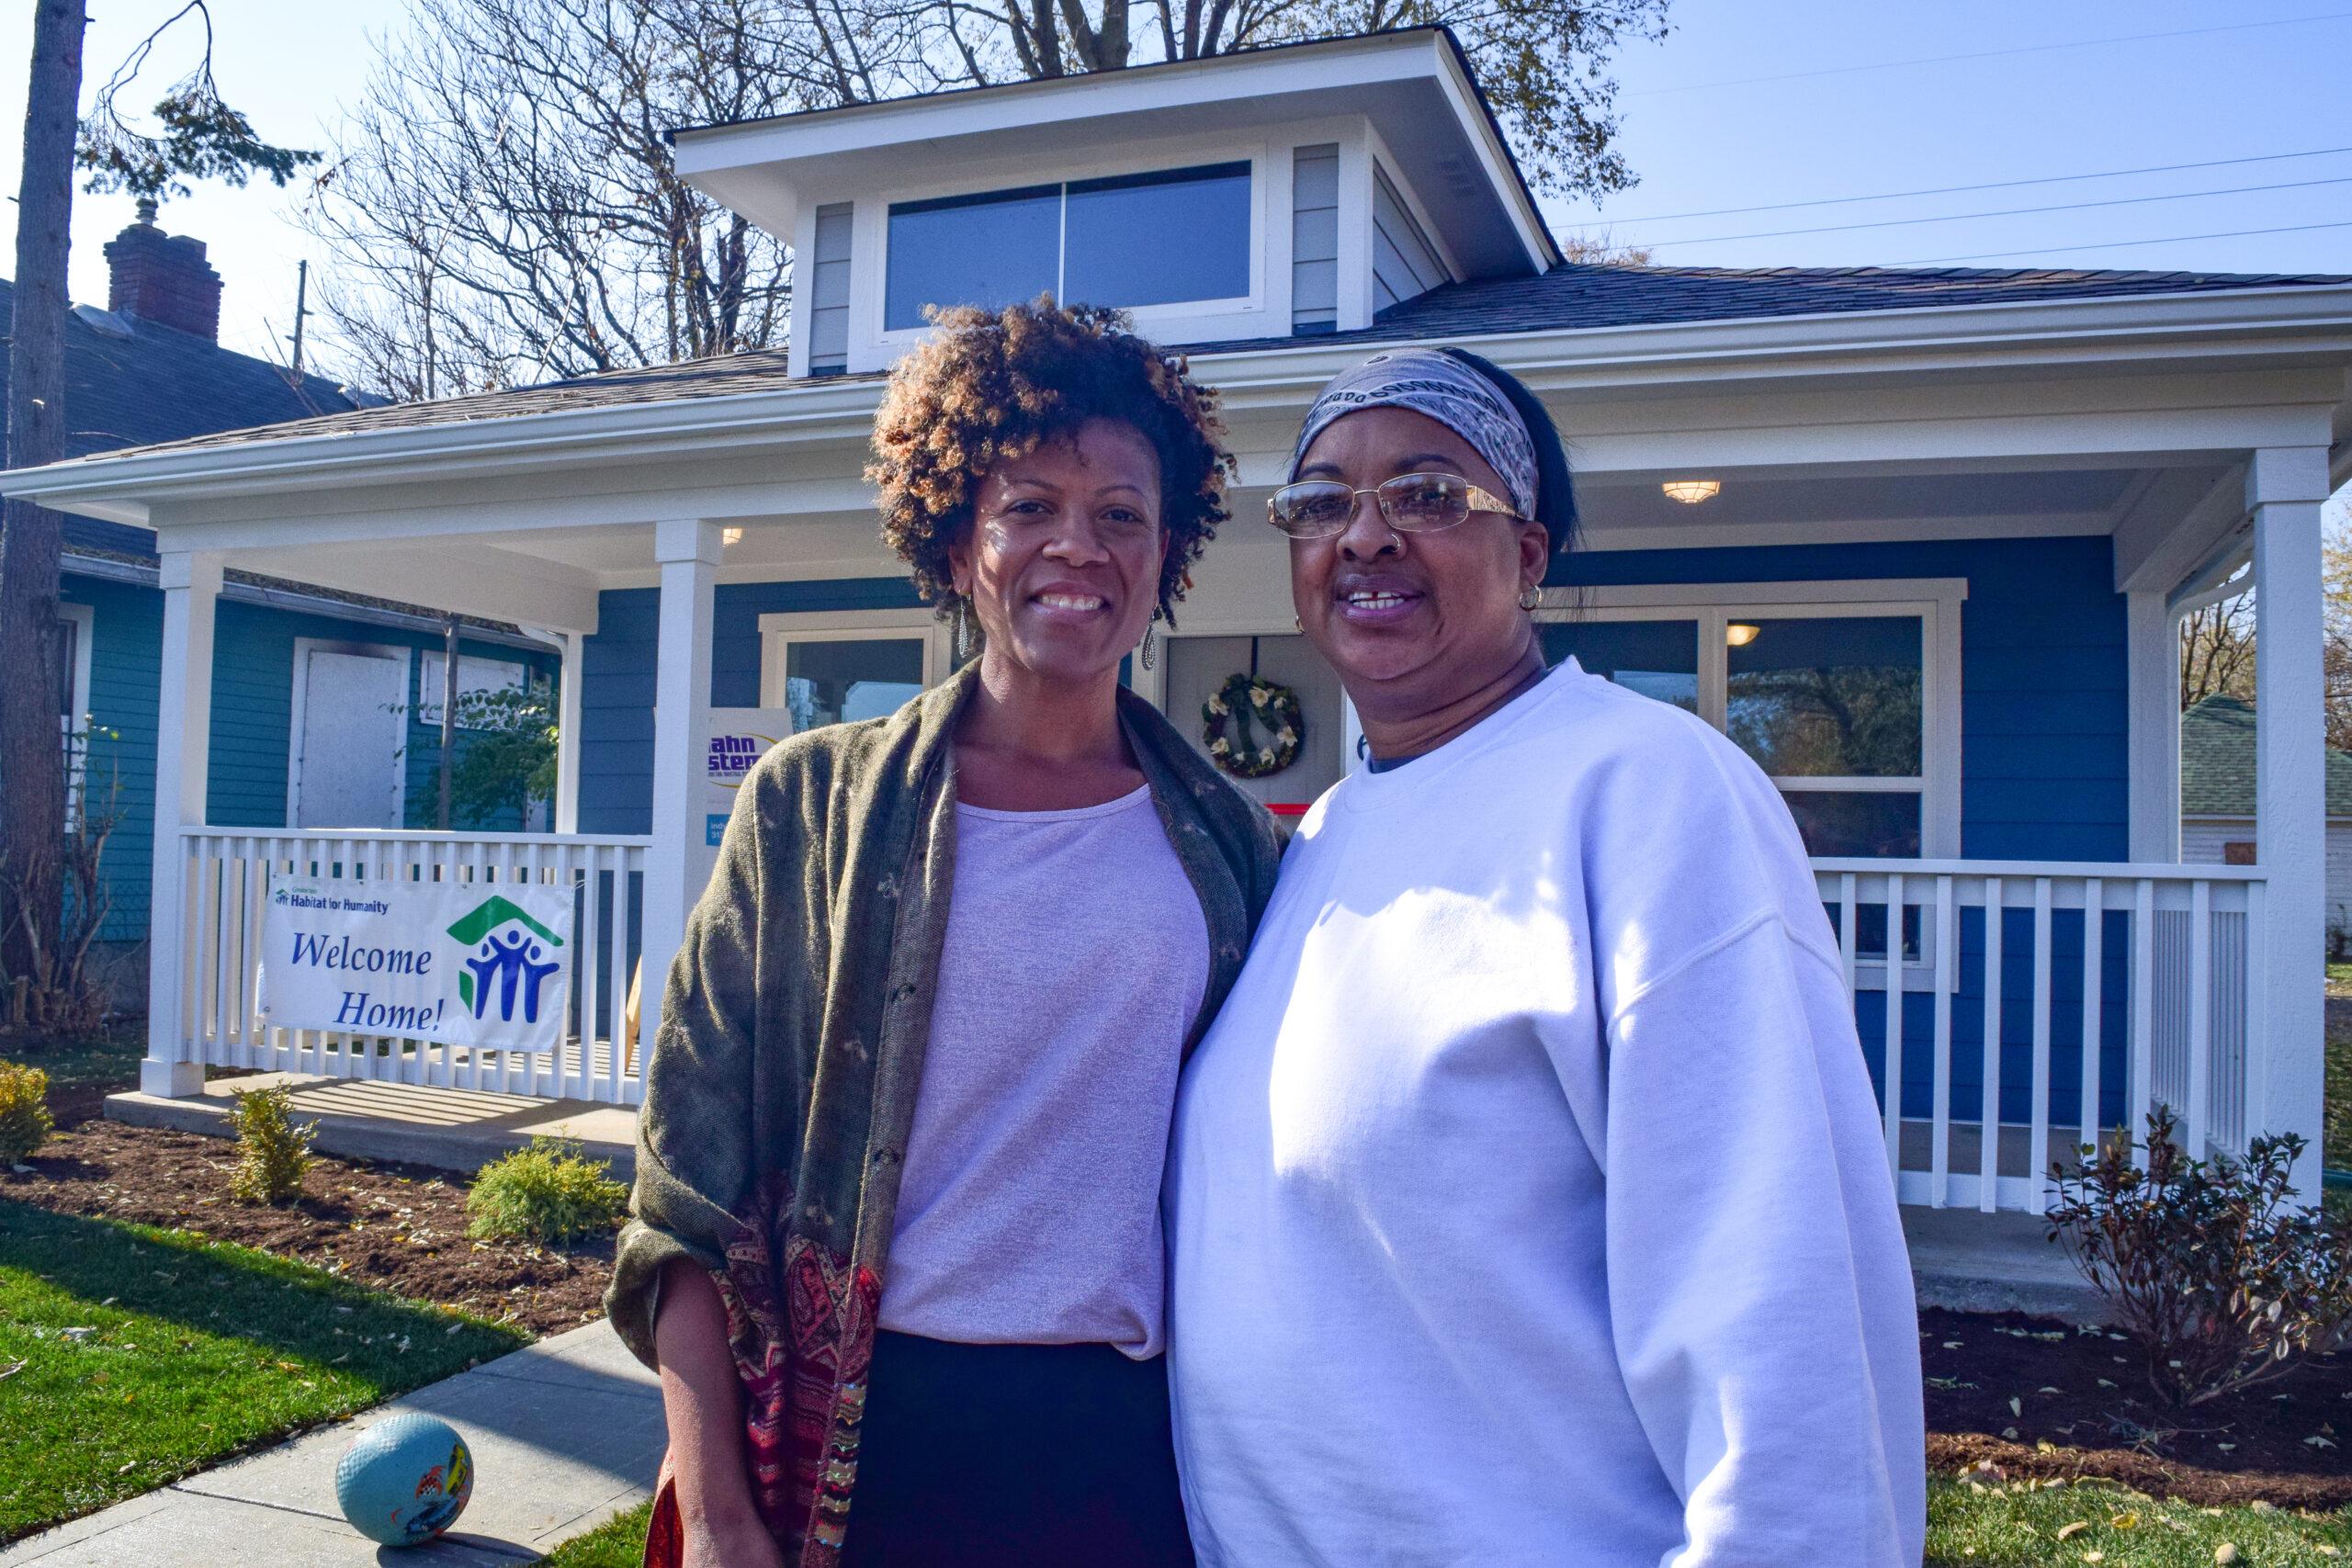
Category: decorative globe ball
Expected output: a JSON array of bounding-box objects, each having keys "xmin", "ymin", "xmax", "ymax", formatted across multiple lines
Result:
[{"xmin": 334, "ymin": 1413, "xmax": 474, "ymax": 1546}]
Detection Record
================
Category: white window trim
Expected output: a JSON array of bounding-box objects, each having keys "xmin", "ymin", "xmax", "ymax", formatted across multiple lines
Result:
[
  {"xmin": 756, "ymin": 608, "xmax": 953, "ymax": 710},
  {"xmin": 59, "ymin": 600, "xmax": 96, "ymax": 824},
  {"xmin": 870, "ymin": 148, "xmax": 1268, "ymax": 347},
  {"xmin": 1536, "ymin": 578, "xmax": 1967, "ymax": 993},
  {"xmin": 286, "ymin": 637, "xmax": 413, "ymax": 829}
]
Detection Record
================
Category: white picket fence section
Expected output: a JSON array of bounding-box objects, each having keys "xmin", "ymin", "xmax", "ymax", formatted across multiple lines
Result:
[
  {"xmin": 169, "ymin": 829, "xmax": 652, "ymax": 1105},
  {"xmin": 1813, "ymin": 859, "xmax": 2265, "ymax": 1214},
  {"xmin": 159, "ymin": 834, "xmax": 2267, "ymax": 1169}
]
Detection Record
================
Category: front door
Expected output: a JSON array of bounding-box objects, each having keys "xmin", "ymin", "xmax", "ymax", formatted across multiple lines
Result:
[{"xmin": 294, "ymin": 648, "xmax": 407, "ymax": 829}]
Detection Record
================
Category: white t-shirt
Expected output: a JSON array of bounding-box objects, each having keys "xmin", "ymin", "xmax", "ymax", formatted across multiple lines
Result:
[
  {"xmin": 1166, "ymin": 660, "xmax": 1925, "ymax": 1567},
  {"xmin": 883, "ymin": 785, "xmax": 1208, "ymax": 1359}
]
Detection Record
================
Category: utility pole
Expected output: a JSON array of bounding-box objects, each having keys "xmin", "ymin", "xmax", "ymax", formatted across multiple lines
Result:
[{"xmin": 286, "ymin": 258, "xmax": 309, "ymax": 379}]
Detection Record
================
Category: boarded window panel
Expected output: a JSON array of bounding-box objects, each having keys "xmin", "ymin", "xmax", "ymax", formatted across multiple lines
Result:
[
  {"xmin": 809, "ymin": 203, "xmax": 853, "ymax": 371},
  {"xmin": 1292, "ymin": 144, "xmax": 1340, "ymax": 333},
  {"xmin": 1064, "ymin": 162, "xmax": 1250, "ymax": 309},
  {"xmin": 1371, "ymin": 165, "xmax": 1447, "ymax": 315},
  {"xmin": 886, "ymin": 185, "xmax": 1060, "ymax": 330}
]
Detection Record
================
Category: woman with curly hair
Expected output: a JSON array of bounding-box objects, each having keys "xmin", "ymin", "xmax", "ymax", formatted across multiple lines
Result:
[{"xmin": 606, "ymin": 299, "xmax": 1283, "ymax": 1568}]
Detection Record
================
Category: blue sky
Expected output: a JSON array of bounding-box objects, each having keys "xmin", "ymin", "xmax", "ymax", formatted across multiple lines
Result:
[{"xmin": 0, "ymin": 1, "xmax": 2347, "ymax": 372}]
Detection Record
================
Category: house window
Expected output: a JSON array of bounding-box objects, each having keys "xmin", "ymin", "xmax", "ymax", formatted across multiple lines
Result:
[
  {"xmin": 1728, "ymin": 615, "xmax": 1924, "ymax": 858},
  {"xmin": 1537, "ymin": 581, "xmax": 1962, "ymax": 861},
  {"xmin": 884, "ymin": 162, "xmax": 1250, "ymax": 330},
  {"xmin": 758, "ymin": 610, "xmax": 954, "ymax": 733},
  {"xmin": 782, "ymin": 638, "xmax": 922, "ymax": 730},
  {"xmin": 416, "ymin": 652, "xmax": 529, "ymax": 727}
]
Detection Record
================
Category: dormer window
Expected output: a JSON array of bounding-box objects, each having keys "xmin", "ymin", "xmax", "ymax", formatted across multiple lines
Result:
[{"xmin": 884, "ymin": 160, "xmax": 1251, "ymax": 330}]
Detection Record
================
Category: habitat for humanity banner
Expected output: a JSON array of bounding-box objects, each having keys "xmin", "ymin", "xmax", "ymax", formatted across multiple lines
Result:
[{"xmin": 257, "ymin": 881, "xmax": 574, "ymax": 1051}]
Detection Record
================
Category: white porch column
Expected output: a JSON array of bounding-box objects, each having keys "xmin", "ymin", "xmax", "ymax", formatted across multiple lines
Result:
[
  {"xmin": 2246, "ymin": 447, "xmax": 2329, "ymax": 1192},
  {"xmin": 640, "ymin": 520, "xmax": 721, "ymax": 1050},
  {"xmin": 143, "ymin": 550, "xmax": 221, "ymax": 1098},
  {"xmin": 2125, "ymin": 590, "xmax": 2181, "ymax": 863},
  {"xmin": 554, "ymin": 630, "xmax": 585, "ymax": 835}
]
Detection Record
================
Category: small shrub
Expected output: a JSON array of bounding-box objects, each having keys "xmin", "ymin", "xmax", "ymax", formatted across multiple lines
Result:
[
  {"xmin": 227, "ymin": 1084, "xmax": 316, "ymax": 1204},
  {"xmin": 0, "ymin": 1062, "xmax": 54, "ymax": 1162},
  {"xmin": 2048, "ymin": 1105, "xmax": 2352, "ymax": 1407},
  {"xmin": 466, "ymin": 1137, "xmax": 627, "ymax": 1247}
]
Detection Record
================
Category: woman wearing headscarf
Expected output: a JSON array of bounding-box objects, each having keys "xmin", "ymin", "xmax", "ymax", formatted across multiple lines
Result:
[
  {"xmin": 1166, "ymin": 347, "xmax": 1926, "ymax": 1565},
  {"xmin": 610, "ymin": 300, "xmax": 1283, "ymax": 1568}
]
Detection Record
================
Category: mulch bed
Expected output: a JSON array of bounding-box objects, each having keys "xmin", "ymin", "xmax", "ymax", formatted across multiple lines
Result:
[
  {"xmin": 1922, "ymin": 1306, "xmax": 2352, "ymax": 1508},
  {"xmin": 3, "ymin": 1118, "xmax": 613, "ymax": 1338}
]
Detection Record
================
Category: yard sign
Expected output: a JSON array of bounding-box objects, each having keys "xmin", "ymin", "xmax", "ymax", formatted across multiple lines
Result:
[{"xmin": 257, "ymin": 880, "xmax": 575, "ymax": 1051}]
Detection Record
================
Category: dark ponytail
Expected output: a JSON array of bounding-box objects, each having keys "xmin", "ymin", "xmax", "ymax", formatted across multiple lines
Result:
[{"xmin": 1437, "ymin": 347, "xmax": 1578, "ymax": 558}]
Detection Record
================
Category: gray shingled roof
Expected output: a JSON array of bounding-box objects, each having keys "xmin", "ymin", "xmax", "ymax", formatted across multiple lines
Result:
[
  {"xmin": 62, "ymin": 261, "xmax": 2352, "ymax": 464},
  {"xmin": 2180, "ymin": 694, "xmax": 2352, "ymax": 818}
]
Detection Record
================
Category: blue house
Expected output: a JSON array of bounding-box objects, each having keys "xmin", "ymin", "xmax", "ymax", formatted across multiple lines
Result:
[
  {"xmin": 6, "ymin": 30, "xmax": 2346, "ymax": 1224},
  {"xmin": 28, "ymin": 204, "xmax": 560, "ymax": 998}
]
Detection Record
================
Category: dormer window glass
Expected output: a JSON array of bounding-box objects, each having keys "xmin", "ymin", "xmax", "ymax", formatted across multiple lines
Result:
[{"xmin": 885, "ymin": 161, "xmax": 1250, "ymax": 330}]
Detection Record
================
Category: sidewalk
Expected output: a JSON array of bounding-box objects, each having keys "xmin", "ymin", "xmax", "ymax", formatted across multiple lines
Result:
[{"xmin": 1, "ymin": 1321, "xmax": 665, "ymax": 1565}]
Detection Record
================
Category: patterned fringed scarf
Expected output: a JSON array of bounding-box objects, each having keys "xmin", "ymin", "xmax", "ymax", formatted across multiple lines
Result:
[{"xmin": 642, "ymin": 1175, "xmax": 881, "ymax": 1567}]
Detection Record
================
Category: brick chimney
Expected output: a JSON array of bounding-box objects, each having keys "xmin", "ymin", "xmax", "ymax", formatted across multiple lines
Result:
[{"xmin": 103, "ymin": 198, "xmax": 222, "ymax": 341}]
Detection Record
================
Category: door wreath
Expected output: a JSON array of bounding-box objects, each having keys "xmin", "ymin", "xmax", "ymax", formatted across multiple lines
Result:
[{"xmin": 1203, "ymin": 672, "xmax": 1303, "ymax": 778}]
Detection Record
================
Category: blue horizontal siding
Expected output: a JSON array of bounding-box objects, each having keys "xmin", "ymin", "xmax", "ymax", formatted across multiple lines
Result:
[
  {"xmin": 578, "ymin": 580, "xmax": 927, "ymax": 835},
  {"xmin": 1556, "ymin": 534, "xmax": 2130, "ymax": 863},
  {"xmin": 62, "ymin": 574, "xmax": 162, "ymax": 944},
  {"xmin": 62, "ymin": 572, "xmax": 558, "ymax": 944}
]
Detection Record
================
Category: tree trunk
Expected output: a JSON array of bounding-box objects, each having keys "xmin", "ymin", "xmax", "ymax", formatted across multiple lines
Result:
[{"xmin": 0, "ymin": 0, "xmax": 86, "ymax": 989}]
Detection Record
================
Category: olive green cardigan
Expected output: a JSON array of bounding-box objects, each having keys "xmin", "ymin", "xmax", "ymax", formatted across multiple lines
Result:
[{"xmin": 607, "ymin": 661, "xmax": 1283, "ymax": 1564}]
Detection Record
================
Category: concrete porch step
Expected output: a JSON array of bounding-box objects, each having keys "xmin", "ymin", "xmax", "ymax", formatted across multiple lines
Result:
[{"xmin": 106, "ymin": 1073, "xmax": 638, "ymax": 1181}]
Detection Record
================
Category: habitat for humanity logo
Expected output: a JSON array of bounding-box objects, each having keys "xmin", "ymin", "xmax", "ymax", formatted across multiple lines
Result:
[{"xmin": 447, "ymin": 896, "xmax": 564, "ymax": 1024}]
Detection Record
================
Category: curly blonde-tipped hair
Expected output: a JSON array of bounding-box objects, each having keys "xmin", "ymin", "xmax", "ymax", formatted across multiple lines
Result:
[{"xmin": 867, "ymin": 297, "xmax": 1234, "ymax": 624}]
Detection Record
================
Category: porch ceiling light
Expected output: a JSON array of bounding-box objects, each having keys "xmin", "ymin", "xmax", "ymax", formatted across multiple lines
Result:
[
  {"xmin": 1725, "ymin": 622, "xmax": 1761, "ymax": 648},
  {"xmin": 722, "ymin": 526, "xmax": 745, "ymax": 547},
  {"xmin": 1661, "ymin": 479, "xmax": 1721, "ymax": 505}
]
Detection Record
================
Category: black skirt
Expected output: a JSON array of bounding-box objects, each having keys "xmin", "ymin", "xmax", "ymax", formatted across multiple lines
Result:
[{"xmin": 838, "ymin": 1329, "xmax": 1194, "ymax": 1567}]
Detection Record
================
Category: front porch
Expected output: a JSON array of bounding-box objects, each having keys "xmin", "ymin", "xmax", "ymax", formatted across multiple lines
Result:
[{"xmin": 9, "ymin": 300, "xmax": 2337, "ymax": 1225}]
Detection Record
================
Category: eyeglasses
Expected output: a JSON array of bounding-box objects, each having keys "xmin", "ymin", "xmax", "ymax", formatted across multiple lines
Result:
[{"xmin": 1266, "ymin": 472, "xmax": 1523, "ymax": 539}]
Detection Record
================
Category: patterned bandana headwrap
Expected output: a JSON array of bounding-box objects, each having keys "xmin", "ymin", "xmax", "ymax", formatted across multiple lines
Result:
[{"xmin": 1289, "ymin": 349, "xmax": 1539, "ymax": 519}]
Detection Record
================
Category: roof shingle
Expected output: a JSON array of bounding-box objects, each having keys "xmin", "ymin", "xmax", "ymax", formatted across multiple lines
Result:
[
  {"xmin": 64, "ymin": 260, "xmax": 2352, "ymax": 464},
  {"xmin": 2179, "ymin": 694, "xmax": 2352, "ymax": 818}
]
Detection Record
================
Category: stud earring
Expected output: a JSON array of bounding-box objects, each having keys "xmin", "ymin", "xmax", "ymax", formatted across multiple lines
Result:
[{"xmin": 1519, "ymin": 583, "xmax": 1542, "ymax": 612}]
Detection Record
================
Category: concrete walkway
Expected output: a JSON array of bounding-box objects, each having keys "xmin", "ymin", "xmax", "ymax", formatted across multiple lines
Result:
[
  {"xmin": 107, "ymin": 1074, "xmax": 638, "ymax": 1179},
  {"xmin": 1, "ymin": 1321, "xmax": 665, "ymax": 1566}
]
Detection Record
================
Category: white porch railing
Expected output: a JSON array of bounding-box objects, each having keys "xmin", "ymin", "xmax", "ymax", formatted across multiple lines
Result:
[
  {"xmin": 170, "ymin": 829, "xmax": 653, "ymax": 1105},
  {"xmin": 1814, "ymin": 859, "xmax": 2266, "ymax": 1213}
]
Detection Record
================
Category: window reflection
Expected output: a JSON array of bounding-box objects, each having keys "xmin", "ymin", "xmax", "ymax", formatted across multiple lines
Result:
[
  {"xmin": 886, "ymin": 164, "xmax": 1251, "ymax": 331},
  {"xmin": 1065, "ymin": 164, "xmax": 1250, "ymax": 308},
  {"xmin": 1538, "ymin": 619, "xmax": 1699, "ymax": 713},
  {"xmin": 884, "ymin": 186, "xmax": 1060, "ymax": 331},
  {"xmin": 1727, "ymin": 616, "xmax": 1922, "ymax": 777},
  {"xmin": 1782, "ymin": 790, "xmax": 1922, "ymax": 859},
  {"xmin": 785, "ymin": 638, "xmax": 924, "ymax": 731}
]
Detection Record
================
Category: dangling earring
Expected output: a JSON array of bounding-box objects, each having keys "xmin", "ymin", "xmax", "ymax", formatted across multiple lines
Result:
[
  {"xmin": 1519, "ymin": 582, "xmax": 1542, "ymax": 612},
  {"xmin": 955, "ymin": 601, "xmax": 975, "ymax": 661},
  {"xmin": 1140, "ymin": 617, "xmax": 1157, "ymax": 671}
]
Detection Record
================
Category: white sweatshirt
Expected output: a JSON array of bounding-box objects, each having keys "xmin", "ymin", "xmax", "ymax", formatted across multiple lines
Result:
[{"xmin": 1165, "ymin": 660, "xmax": 1925, "ymax": 1568}]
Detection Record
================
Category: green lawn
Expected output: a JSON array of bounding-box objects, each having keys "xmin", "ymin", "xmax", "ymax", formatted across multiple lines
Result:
[
  {"xmin": 539, "ymin": 1499, "xmax": 655, "ymax": 1567},
  {"xmin": 1928, "ymin": 1475, "xmax": 2352, "ymax": 1565},
  {"xmin": 537, "ymin": 1481, "xmax": 2352, "ymax": 1566},
  {"xmin": 0, "ymin": 1200, "xmax": 527, "ymax": 1543}
]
